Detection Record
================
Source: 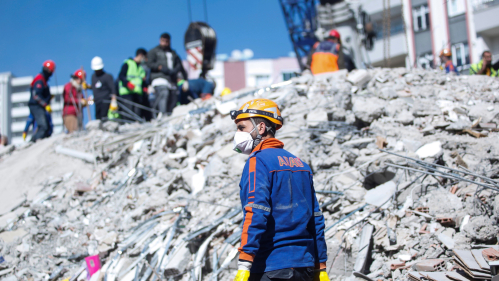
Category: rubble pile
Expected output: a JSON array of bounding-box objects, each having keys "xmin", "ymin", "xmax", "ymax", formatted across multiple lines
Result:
[{"xmin": 1, "ymin": 68, "xmax": 499, "ymax": 281}]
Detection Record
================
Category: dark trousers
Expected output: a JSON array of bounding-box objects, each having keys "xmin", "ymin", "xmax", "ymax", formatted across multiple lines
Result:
[
  {"xmin": 249, "ymin": 268, "xmax": 314, "ymax": 281},
  {"xmin": 95, "ymin": 100, "xmax": 109, "ymax": 120},
  {"xmin": 29, "ymin": 104, "xmax": 49, "ymax": 142},
  {"xmin": 140, "ymin": 94, "xmax": 152, "ymax": 122},
  {"xmin": 153, "ymin": 86, "xmax": 177, "ymax": 116},
  {"xmin": 120, "ymin": 94, "xmax": 142, "ymax": 121}
]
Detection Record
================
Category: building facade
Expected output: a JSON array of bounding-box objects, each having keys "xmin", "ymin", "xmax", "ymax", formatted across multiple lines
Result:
[
  {"xmin": 0, "ymin": 72, "xmax": 64, "ymax": 145},
  {"xmin": 361, "ymin": 0, "xmax": 499, "ymax": 71}
]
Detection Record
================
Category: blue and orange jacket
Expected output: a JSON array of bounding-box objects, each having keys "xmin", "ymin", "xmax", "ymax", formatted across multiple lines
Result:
[
  {"xmin": 238, "ymin": 138, "xmax": 327, "ymax": 273},
  {"xmin": 444, "ymin": 61, "xmax": 459, "ymax": 74},
  {"xmin": 310, "ymin": 40, "xmax": 340, "ymax": 75}
]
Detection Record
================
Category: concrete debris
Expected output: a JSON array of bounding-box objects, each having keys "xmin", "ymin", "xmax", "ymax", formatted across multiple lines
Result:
[{"xmin": 1, "ymin": 68, "xmax": 499, "ymax": 281}]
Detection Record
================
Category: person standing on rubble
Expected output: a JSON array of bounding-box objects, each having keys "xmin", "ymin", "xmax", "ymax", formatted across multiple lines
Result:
[
  {"xmin": 63, "ymin": 69, "xmax": 88, "ymax": 133},
  {"xmin": 230, "ymin": 99, "xmax": 329, "ymax": 281},
  {"xmin": 28, "ymin": 60, "xmax": 56, "ymax": 142},
  {"xmin": 22, "ymin": 112, "xmax": 53, "ymax": 141},
  {"xmin": 439, "ymin": 48, "xmax": 458, "ymax": 74},
  {"xmin": 118, "ymin": 48, "xmax": 148, "ymax": 120},
  {"xmin": 308, "ymin": 29, "xmax": 343, "ymax": 74},
  {"xmin": 470, "ymin": 51, "xmax": 498, "ymax": 77},
  {"xmin": 147, "ymin": 33, "xmax": 188, "ymax": 116},
  {"xmin": 90, "ymin": 56, "xmax": 116, "ymax": 121}
]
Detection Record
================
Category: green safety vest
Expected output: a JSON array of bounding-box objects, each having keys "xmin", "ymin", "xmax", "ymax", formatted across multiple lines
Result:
[
  {"xmin": 119, "ymin": 59, "xmax": 146, "ymax": 95},
  {"xmin": 469, "ymin": 60, "xmax": 499, "ymax": 77}
]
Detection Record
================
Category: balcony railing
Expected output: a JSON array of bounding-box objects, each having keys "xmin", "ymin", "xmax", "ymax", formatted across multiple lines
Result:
[{"xmin": 472, "ymin": 0, "xmax": 499, "ymax": 11}]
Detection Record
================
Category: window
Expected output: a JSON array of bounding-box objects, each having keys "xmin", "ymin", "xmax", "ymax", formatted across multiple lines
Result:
[
  {"xmin": 12, "ymin": 117, "xmax": 27, "ymax": 123},
  {"xmin": 452, "ymin": 42, "xmax": 470, "ymax": 71},
  {"xmin": 12, "ymin": 102, "xmax": 28, "ymax": 108},
  {"xmin": 255, "ymin": 75, "xmax": 270, "ymax": 87},
  {"xmin": 282, "ymin": 72, "xmax": 298, "ymax": 81},
  {"xmin": 448, "ymin": 0, "xmax": 466, "ymax": 17},
  {"xmin": 413, "ymin": 5, "xmax": 430, "ymax": 32}
]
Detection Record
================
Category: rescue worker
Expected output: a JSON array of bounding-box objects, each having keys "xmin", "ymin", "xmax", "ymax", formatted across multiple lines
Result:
[
  {"xmin": 308, "ymin": 29, "xmax": 341, "ymax": 75},
  {"xmin": 28, "ymin": 60, "xmax": 55, "ymax": 142},
  {"xmin": 22, "ymin": 112, "xmax": 53, "ymax": 141},
  {"xmin": 118, "ymin": 48, "xmax": 148, "ymax": 120},
  {"xmin": 90, "ymin": 56, "xmax": 116, "ymax": 120},
  {"xmin": 177, "ymin": 76, "xmax": 215, "ymax": 105},
  {"xmin": 439, "ymin": 48, "xmax": 458, "ymax": 74},
  {"xmin": 147, "ymin": 33, "xmax": 188, "ymax": 115},
  {"xmin": 470, "ymin": 51, "xmax": 498, "ymax": 76},
  {"xmin": 230, "ymin": 99, "xmax": 329, "ymax": 281},
  {"xmin": 63, "ymin": 69, "xmax": 88, "ymax": 133}
]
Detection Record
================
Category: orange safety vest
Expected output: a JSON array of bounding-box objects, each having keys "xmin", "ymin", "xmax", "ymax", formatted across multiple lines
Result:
[{"xmin": 311, "ymin": 40, "xmax": 340, "ymax": 74}]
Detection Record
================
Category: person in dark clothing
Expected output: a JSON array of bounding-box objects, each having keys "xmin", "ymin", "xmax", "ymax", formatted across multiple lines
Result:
[
  {"xmin": 147, "ymin": 33, "xmax": 188, "ymax": 115},
  {"xmin": 28, "ymin": 60, "xmax": 55, "ymax": 142},
  {"xmin": 90, "ymin": 56, "xmax": 116, "ymax": 120},
  {"xmin": 118, "ymin": 48, "xmax": 148, "ymax": 121},
  {"xmin": 177, "ymin": 78, "xmax": 215, "ymax": 105},
  {"xmin": 22, "ymin": 112, "xmax": 53, "ymax": 141}
]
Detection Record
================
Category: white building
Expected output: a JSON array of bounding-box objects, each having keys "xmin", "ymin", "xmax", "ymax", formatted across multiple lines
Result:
[
  {"xmin": 359, "ymin": 0, "xmax": 499, "ymax": 71},
  {"xmin": 0, "ymin": 72, "xmax": 64, "ymax": 145}
]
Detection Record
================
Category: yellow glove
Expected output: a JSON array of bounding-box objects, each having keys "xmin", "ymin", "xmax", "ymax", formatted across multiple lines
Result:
[
  {"xmin": 234, "ymin": 269, "xmax": 250, "ymax": 281},
  {"xmin": 81, "ymin": 98, "xmax": 88, "ymax": 107},
  {"xmin": 22, "ymin": 132, "xmax": 27, "ymax": 141},
  {"xmin": 82, "ymin": 81, "xmax": 90, "ymax": 90},
  {"xmin": 313, "ymin": 271, "xmax": 330, "ymax": 281},
  {"xmin": 45, "ymin": 105, "xmax": 52, "ymax": 113}
]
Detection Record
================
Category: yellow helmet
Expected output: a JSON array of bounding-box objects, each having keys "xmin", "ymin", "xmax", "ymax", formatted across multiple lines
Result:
[
  {"xmin": 230, "ymin": 98, "xmax": 283, "ymax": 130},
  {"xmin": 221, "ymin": 87, "xmax": 232, "ymax": 96}
]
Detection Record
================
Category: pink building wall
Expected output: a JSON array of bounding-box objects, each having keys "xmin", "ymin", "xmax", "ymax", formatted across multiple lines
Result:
[{"xmin": 224, "ymin": 61, "xmax": 246, "ymax": 91}]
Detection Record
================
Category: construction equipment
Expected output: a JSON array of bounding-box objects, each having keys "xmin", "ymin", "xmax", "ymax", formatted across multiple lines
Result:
[
  {"xmin": 184, "ymin": 22, "xmax": 217, "ymax": 78},
  {"xmin": 279, "ymin": 0, "xmax": 376, "ymax": 70}
]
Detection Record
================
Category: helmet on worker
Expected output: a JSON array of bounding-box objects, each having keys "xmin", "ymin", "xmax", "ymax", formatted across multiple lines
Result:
[
  {"xmin": 91, "ymin": 56, "xmax": 104, "ymax": 71},
  {"xmin": 231, "ymin": 99, "xmax": 283, "ymax": 154},
  {"xmin": 221, "ymin": 87, "xmax": 232, "ymax": 97},
  {"xmin": 440, "ymin": 48, "xmax": 452, "ymax": 57},
  {"xmin": 328, "ymin": 29, "xmax": 341, "ymax": 43},
  {"xmin": 43, "ymin": 60, "xmax": 56, "ymax": 73},
  {"xmin": 72, "ymin": 69, "xmax": 86, "ymax": 84}
]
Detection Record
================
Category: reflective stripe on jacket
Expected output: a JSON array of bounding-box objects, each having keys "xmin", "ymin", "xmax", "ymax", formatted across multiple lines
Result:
[
  {"xmin": 119, "ymin": 59, "xmax": 146, "ymax": 95},
  {"xmin": 28, "ymin": 73, "xmax": 51, "ymax": 107},
  {"xmin": 311, "ymin": 41, "xmax": 340, "ymax": 74},
  {"xmin": 470, "ymin": 60, "xmax": 498, "ymax": 77},
  {"xmin": 238, "ymin": 138, "xmax": 327, "ymax": 273}
]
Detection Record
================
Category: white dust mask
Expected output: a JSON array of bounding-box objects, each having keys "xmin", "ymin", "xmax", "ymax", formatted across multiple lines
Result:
[{"xmin": 233, "ymin": 128, "xmax": 256, "ymax": 155}]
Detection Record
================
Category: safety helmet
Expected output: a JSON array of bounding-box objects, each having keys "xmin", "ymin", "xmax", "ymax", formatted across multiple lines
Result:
[
  {"xmin": 440, "ymin": 48, "xmax": 452, "ymax": 57},
  {"xmin": 72, "ymin": 69, "xmax": 86, "ymax": 80},
  {"xmin": 43, "ymin": 60, "xmax": 56, "ymax": 72},
  {"xmin": 329, "ymin": 29, "xmax": 341, "ymax": 39},
  {"xmin": 221, "ymin": 87, "xmax": 232, "ymax": 97},
  {"xmin": 230, "ymin": 98, "xmax": 283, "ymax": 130},
  {"xmin": 91, "ymin": 56, "xmax": 104, "ymax": 70}
]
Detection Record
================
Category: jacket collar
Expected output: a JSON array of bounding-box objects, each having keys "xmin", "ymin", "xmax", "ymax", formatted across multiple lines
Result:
[{"xmin": 252, "ymin": 138, "xmax": 284, "ymax": 153}]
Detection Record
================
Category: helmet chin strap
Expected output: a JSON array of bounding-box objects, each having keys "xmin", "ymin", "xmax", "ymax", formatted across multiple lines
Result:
[{"xmin": 250, "ymin": 118, "xmax": 263, "ymax": 149}]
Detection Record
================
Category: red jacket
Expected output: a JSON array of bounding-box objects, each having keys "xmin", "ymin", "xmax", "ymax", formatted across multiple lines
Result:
[{"xmin": 63, "ymin": 82, "xmax": 82, "ymax": 116}]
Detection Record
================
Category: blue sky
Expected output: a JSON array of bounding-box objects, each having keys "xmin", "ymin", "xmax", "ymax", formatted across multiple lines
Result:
[{"xmin": 0, "ymin": 0, "xmax": 293, "ymax": 79}]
